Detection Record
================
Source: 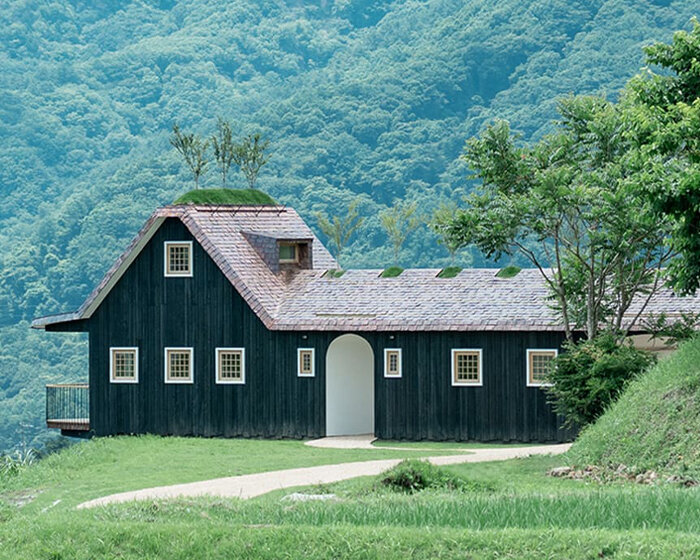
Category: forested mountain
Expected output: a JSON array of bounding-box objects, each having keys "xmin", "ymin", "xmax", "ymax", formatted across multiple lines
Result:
[{"xmin": 1, "ymin": 0, "xmax": 698, "ymax": 452}]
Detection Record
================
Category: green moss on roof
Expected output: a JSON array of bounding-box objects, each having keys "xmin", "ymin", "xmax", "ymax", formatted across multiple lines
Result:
[
  {"xmin": 496, "ymin": 266, "xmax": 522, "ymax": 279},
  {"xmin": 325, "ymin": 269, "xmax": 346, "ymax": 278},
  {"xmin": 174, "ymin": 188, "xmax": 277, "ymax": 206},
  {"xmin": 437, "ymin": 266, "xmax": 462, "ymax": 279},
  {"xmin": 380, "ymin": 266, "xmax": 404, "ymax": 278}
]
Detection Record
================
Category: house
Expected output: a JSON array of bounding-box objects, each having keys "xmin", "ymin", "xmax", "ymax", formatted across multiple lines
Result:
[{"xmin": 32, "ymin": 202, "xmax": 697, "ymax": 442}]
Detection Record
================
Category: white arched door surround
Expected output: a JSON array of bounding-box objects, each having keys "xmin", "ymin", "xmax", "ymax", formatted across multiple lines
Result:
[{"xmin": 325, "ymin": 334, "xmax": 375, "ymax": 436}]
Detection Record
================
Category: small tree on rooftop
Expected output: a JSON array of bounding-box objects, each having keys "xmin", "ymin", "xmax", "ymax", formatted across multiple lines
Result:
[
  {"xmin": 233, "ymin": 133, "xmax": 270, "ymax": 189},
  {"xmin": 170, "ymin": 124, "xmax": 209, "ymax": 189},
  {"xmin": 315, "ymin": 198, "xmax": 365, "ymax": 267},
  {"xmin": 380, "ymin": 199, "xmax": 422, "ymax": 267},
  {"xmin": 211, "ymin": 117, "xmax": 235, "ymax": 188}
]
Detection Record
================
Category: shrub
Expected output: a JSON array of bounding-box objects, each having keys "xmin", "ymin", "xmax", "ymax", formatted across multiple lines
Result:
[
  {"xmin": 380, "ymin": 459, "xmax": 488, "ymax": 493},
  {"xmin": 546, "ymin": 333, "xmax": 656, "ymax": 428}
]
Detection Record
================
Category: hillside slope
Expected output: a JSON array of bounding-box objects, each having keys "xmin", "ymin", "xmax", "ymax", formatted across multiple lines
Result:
[
  {"xmin": 569, "ymin": 337, "xmax": 700, "ymax": 479},
  {"xmin": 1, "ymin": 0, "xmax": 700, "ymax": 451}
]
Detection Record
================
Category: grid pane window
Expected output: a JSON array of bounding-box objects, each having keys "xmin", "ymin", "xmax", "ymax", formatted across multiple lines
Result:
[
  {"xmin": 166, "ymin": 349, "xmax": 192, "ymax": 382},
  {"xmin": 452, "ymin": 350, "xmax": 482, "ymax": 385},
  {"xmin": 114, "ymin": 351, "xmax": 135, "ymax": 378},
  {"xmin": 528, "ymin": 350, "xmax": 557, "ymax": 386},
  {"xmin": 165, "ymin": 242, "xmax": 192, "ymax": 276},
  {"xmin": 216, "ymin": 348, "xmax": 245, "ymax": 384},
  {"xmin": 110, "ymin": 348, "xmax": 138, "ymax": 383},
  {"xmin": 298, "ymin": 349, "xmax": 314, "ymax": 376},
  {"xmin": 219, "ymin": 351, "xmax": 242, "ymax": 381},
  {"xmin": 384, "ymin": 349, "xmax": 402, "ymax": 377}
]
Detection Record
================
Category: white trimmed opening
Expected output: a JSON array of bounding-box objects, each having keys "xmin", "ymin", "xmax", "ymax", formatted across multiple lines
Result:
[{"xmin": 325, "ymin": 334, "xmax": 374, "ymax": 436}]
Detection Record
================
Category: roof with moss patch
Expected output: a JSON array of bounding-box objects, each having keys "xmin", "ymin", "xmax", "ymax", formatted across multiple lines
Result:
[{"xmin": 32, "ymin": 205, "xmax": 700, "ymax": 332}]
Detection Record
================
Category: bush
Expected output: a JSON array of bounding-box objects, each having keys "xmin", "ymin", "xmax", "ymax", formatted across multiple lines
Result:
[
  {"xmin": 380, "ymin": 459, "xmax": 488, "ymax": 493},
  {"xmin": 546, "ymin": 333, "xmax": 656, "ymax": 428}
]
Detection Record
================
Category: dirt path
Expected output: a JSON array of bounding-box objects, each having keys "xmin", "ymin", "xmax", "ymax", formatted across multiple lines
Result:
[{"xmin": 77, "ymin": 443, "xmax": 570, "ymax": 509}]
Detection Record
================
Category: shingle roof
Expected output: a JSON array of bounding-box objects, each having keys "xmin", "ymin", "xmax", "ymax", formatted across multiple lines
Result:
[{"xmin": 32, "ymin": 205, "xmax": 700, "ymax": 332}]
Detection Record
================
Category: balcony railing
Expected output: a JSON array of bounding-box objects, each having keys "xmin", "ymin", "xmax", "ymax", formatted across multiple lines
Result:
[{"xmin": 46, "ymin": 384, "xmax": 90, "ymax": 432}]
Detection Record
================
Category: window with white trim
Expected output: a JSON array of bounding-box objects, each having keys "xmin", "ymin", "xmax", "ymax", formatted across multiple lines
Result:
[
  {"xmin": 164, "ymin": 241, "xmax": 193, "ymax": 277},
  {"xmin": 279, "ymin": 243, "xmax": 299, "ymax": 263},
  {"xmin": 216, "ymin": 348, "xmax": 245, "ymax": 384},
  {"xmin": 451, "ymin": 349, "xmax": 482, "ymax": 386},
  {"xmin": 384, "ymin": 348, "xmax": 402, "ymax": 378},
  {"xmin": 297, "ymin": 348, "xmax": 315, "ymax": 377},
  {"xmin": 526, "ymin": 349, "xmax": 557, "ymax": 387},
  {"xmin": 110, "ymin": 347, "xmax": 138, "ymax": 383},
  {"xmin": 165, "ymin": 347, "xmax": 193, "ymax": 383}
]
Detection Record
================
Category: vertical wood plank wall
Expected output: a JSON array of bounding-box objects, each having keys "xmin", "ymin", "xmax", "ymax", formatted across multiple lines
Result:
[{"xmin": 87, "ymin": 218, "xmax": 574, "ymax": 442}]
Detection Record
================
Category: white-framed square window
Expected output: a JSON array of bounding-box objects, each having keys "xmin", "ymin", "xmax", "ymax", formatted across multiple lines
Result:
[
  {"xmin": 164, "ymin": 241, "xmax": 193, "ymax": 277},
  {"xmin": 451, "ymin": 349, "xmax": 483, "ymax": 386},
  {"xmin": 526, "ymin": 349, "xmax": 558, "ymax": 387},
  {"xmin": 110, "ymin": 347, "xmax": 139, "ymax": 383},
  {"xmin": 297, "ymin": 348, "xmax": 315, "ymax": 377},
  {"xmin": 216, "ymin": 348, "xmax": 245, "ymax": 384},
  {"xmin": 384, "ymin": 348, "xmax": 402, "ymax": 378},
  {"xmin": 164, "ymin": 347, "xmax": 194, "ymax": 383}
]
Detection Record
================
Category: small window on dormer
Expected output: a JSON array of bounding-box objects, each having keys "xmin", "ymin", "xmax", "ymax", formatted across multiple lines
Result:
[
  {"xmin": 164, "ymin": 242, "xmax": 193, "ymax": 277},
  {"xmin": 279, "ymin": 243, "xmax": 298, "ymax": 264}
]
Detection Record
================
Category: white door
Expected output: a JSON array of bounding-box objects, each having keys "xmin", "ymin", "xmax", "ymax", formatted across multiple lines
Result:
[{"xmin": 325, "ymin": 334, "xmax": 374, "ymax": 436}]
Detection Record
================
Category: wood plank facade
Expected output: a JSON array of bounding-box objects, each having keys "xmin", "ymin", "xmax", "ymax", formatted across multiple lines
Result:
[{"xmin": 49, "ymin": 218, "xmax": 574, "ymax": 442}]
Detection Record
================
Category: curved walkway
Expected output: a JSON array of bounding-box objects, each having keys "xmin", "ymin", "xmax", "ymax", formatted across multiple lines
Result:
[{"xmin": 77, "ymin": 443, "xmax": 570, "ymax": 509}]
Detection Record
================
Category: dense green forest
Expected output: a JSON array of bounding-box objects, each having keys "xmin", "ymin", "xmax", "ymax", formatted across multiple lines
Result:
[{"xmin": 1, "ymin": 0, "xmax": 698, "ymax": 452}]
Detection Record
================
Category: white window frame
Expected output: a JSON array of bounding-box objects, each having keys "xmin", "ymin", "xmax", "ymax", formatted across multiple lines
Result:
[
  {"xmin": 526, "ymin": 349, "xmax": 558, "ymax": 387},
  {"xmin": 109, "ymin": 347, "xmax": 139, "ymax": 384},
  {"xmin": 279, "ymin": 243, "xmax": 299, "ymax": 264},
  {"xmin": 383, "ymin": 348, "xmax": 402, "ymax": 378},
  {"xmin": 164, "ymin": 241, "xmax": 193, "ymax": 277},
  {"xmin": 297, "ymin": 348, "xmax": 315, "ymax": 377},
  {"xmin": 451, "ymin": 348, "xmax": 483, "ymax": 387},
  {"xmin": 216, "ymin": 347, "xmax": 246, "ymax": 385},
  {"xmin": 164, "ymin": 347, "xmax": 194, "ymax": 384}
]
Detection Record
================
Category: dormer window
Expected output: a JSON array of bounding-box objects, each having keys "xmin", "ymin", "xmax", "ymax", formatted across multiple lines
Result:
[
  {"xmin": 164, "ymin": 241, "xmax": 193, "ymax": 277},
  {"xmin": 279, "ymin": 243, "xmax": 299, "ymax": 264}
]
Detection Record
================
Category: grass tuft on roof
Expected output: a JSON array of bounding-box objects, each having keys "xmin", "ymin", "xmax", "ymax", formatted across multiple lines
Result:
[
  {"xmin": 325, "ymin": 269, "xmax": 346, "ymax": 278},
  {"xmin": 496, "ymin": 265, "xmax": 522, "ymax": 279},
  {"xmin": 437, "ymin": 266, "xmax": 462, "ymax": 279},
  {"xmin": 380, "ymin": 266, "xmax": 404, "ymax": 278},
  {"xmin": 174, "ymin": 188, "xmax": 277, "ymax": 206}
]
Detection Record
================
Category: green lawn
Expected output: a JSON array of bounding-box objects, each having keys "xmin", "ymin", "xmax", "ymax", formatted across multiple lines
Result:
[
  {"xmin": 0, "ymin": 435, "xmax": 479, "ymax": 513},
  {"xmin": 1, "ymin": 437, "xmax": 699, "ymax": 558}
]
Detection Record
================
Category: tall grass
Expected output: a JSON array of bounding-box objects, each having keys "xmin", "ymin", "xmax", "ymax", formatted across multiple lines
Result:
[{"xmin": 95, "ymin": 488, "xmax": 700, "ymax": 532}]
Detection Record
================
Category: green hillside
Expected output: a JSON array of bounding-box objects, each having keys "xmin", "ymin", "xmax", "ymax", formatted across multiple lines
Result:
[
  {"xmin": 569, "ymin": 337, "xmax": 700, "ymax": 479},
  {"xmin": 1, "ymin": 0, "xmax": 699, "ymax": 452}
]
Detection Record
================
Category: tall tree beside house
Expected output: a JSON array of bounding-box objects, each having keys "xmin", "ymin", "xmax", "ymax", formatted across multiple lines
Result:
[
  {"xmin": 211, "ymin": 118, "xmax": 236, "ymax": 188},
  {"xmin": 170, "ymin": 124, "xmax": 209, "ymax": 189},
  {"xmin": 380, "ymin": 200, "xmax": 422, "ymax": 266},
  {"xmin": 315, "ymin": 198, "xmax": 365, "ymax": 267},
  {"xmin": 233, "ymin": 133, "xmax": 270, "ymax": 189},
  {"xmin": 434, "ymin": 96, "xmax": 675, "ymax": 342},
  {"xmin": 625, "ymin": 20, "xmax": 700, "ymax": 296}
]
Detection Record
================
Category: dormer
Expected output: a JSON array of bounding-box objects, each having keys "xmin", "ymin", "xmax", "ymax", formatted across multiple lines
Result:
[{"xmin": 242, "ymin": 231, "xmax": 313, "ymax": 273}]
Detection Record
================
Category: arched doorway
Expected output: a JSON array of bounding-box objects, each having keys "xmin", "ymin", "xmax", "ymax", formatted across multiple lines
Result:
[{"xmin": 325, "ymin": 334, "xmax": 374, "ymax": 436}]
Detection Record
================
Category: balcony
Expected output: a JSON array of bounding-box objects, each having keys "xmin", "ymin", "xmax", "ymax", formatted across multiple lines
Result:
[{"xmin": 46, "ymin": 384, "xmax": 90, "ymax": 435}]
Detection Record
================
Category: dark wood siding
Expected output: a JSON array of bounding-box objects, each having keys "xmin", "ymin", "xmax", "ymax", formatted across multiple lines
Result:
[{"xmin": 86, "ymin": 217, "xmax": 573, "ymax": 442}]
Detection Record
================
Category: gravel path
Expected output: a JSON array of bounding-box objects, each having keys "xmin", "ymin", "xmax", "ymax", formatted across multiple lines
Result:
[{"xmin": 77, "ymin": 443, "xmax": 570, "ymax": 509}]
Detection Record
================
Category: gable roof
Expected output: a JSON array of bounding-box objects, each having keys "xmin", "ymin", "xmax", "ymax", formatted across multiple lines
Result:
[{"xmin": 32, "ymin": 205, "xmax": 700, "ymax": 332}]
